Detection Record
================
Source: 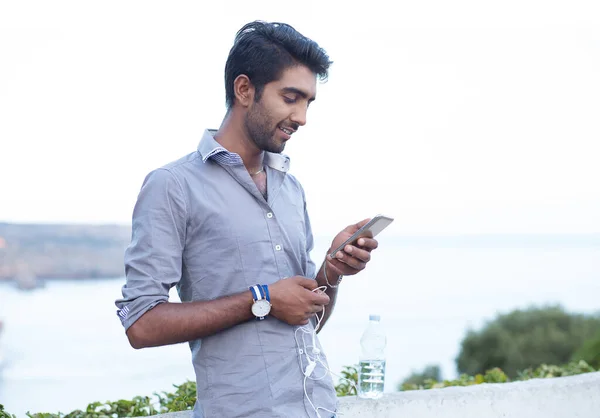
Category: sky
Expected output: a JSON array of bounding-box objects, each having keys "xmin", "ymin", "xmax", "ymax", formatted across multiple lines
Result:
[{"xmin": 1, "ymin": 0, "xmax": 599, "ymax": 236}]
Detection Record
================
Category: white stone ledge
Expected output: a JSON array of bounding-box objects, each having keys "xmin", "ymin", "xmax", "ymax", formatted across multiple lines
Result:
[{"xmin": 155, "ymin": 371, "xmax": 600, "ymax": 418}]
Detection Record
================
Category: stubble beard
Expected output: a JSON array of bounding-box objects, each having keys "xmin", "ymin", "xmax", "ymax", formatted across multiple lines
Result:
[{"xmin": 244, "ymin": 101, "xmax": 285, "ymax": 154}]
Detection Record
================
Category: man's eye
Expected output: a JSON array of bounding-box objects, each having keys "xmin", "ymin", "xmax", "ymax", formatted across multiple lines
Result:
[{"xmin": 283, "ymin": 96, "xmax": 296, "ymax": 104}]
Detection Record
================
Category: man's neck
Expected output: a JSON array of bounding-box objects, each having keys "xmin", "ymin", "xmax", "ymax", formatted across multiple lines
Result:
[{"xmin": 214, "ymin": 110, "xmax": 264, "ymax": 173}]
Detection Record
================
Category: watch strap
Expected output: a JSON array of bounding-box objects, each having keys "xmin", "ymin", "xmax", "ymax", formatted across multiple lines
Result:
[
  {"xmin": 250, "ymin": 285, "xmax": 263, "ymax": 301},
  {"xmin": 261, "ymin": 284, "xmax": 270, "ymax": 302}
]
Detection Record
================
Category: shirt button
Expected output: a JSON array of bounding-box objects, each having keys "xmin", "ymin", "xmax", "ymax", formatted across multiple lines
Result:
[
  {"xmin": 267, "ymin": 212, "xmax": 273, "ymax": 218},
  {"xmin": 275, "ymin": 244, "xmax": 282, "ymax": 251}
]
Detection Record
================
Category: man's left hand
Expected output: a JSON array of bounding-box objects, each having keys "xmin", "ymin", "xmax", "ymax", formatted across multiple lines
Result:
[{"xmin": 327, "ymin": 218, "xmax": 379, "ymax": 277}]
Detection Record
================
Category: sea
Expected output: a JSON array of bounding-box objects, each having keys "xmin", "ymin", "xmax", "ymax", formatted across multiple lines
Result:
[{"xmin": 1, "ymin": 234, "xmax": 599, "ymax": 417}]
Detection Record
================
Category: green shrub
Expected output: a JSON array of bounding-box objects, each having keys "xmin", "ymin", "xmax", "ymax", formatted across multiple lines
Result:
[
  {"xmin": 17, "ymin": 360, "xmax": 598, "ymax": 415},
  {"xmin": 456, "ymin": 305, "xmax": 600, "ymax": 378},
  {"xmin": 1, "ymin": 404, "xmax": 17, "ymax": 418},
  {"xmin": 402, "ymin": 360, "xmax": 594, "ymax": 391},
  {"xmin": 335, "ymin": 365, "xmax": 358, "ymax": 397},
  {"xmin": 25, "ymin": 381, "xmax": 196, "ymax": 418},
  {"xmin": 401, "ymin": 367, "xmax": 509, "ymax": 391},
  {"xmin": 398, "ymin": 364, "xmax": 442, "ymax": 390},
  {"xmin": 517, "ymin": 359, "xmax": 596, "ymax": 380},
  {"xmin": 571, "ymin": 330, "xmax": 600, "ymax": 369}
]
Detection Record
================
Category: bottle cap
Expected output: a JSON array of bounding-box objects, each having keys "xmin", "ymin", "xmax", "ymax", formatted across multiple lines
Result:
[{"xmin": 369, "ymin": 314, "xmax": 380, "ymax": 321}]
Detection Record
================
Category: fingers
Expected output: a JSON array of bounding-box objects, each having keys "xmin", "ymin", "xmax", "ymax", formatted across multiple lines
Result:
[
  {"xmin": 331, "ymin": 247, "xmax": 368, "ymax": 269},
  {"xmin": 340, "ymin": 245, "xmax": 371, "ymax": 263},
  {"xmin": 356, "ymin": 237, "xmax": 378, "ymax": 250},
  {"xmin": 271, "ymin": 276, "xmax": 330, "ymax": 326},
  {"xmin": 333, "ymin": 255, "xmax": 366, "ymax": 272},
  {"xmin": 294, "ymin": 277, "xmax": 318, "ymax": 290},
  {"xmin": 309, "ymin": 291, "xmax": 330, "ymax": 306},
  {"xmin": 327, "ymin": 251, "xmax": 367, "ymax": 275},
  {"xmin": 309, "ymin": 304, "xmax": 326, "ymax": 314},
  {"xmin": 329, "ymin": 236, "xmax": 378, "ymax": 271},
  {"xmin": 331, "ymin": 237, "xmax": 378, "ymax": 258}
]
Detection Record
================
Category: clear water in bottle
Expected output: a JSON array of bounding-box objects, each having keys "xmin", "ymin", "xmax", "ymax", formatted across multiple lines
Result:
[
  {"xmin": 358, "ymin": 314, "xmax": 387, "ymax": 399},
  {"xmin": 358, "ymin": 359, "xmax": 386, "ymax": 398}
]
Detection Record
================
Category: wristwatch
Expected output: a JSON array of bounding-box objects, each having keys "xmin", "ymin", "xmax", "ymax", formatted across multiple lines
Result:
[{"xmin": 250, "ymin": 284, "xmax": 271, "ymax": 320}]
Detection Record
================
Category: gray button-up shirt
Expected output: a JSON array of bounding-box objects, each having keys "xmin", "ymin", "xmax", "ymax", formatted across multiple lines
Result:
[{"xmin": 115, "ymin": 129, "xmax": 337, "ymax": 417}]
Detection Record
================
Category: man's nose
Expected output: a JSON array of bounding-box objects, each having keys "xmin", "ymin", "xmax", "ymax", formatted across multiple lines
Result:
[{"xmin": 291, "ymin": 107, "xmax": 307, "ymax": 127}]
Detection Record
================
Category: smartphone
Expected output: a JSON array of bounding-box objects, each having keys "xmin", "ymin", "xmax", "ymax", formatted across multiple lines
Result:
[{"xmin": 328, "ymin": 215, "xmax": 394, "ymax": 258}]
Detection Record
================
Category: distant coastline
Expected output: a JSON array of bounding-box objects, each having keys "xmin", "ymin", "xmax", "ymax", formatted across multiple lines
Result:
[
  {"xmin": 378, "ymin": 233, "xmax": 600, "ymax": 248},
  {"xmin": 0, "ymin": 222, "xmax": 131, "ymax": 289},
  {"xmin": 1, "ymin": 221, "xmax": 598, "ymax": 290}
]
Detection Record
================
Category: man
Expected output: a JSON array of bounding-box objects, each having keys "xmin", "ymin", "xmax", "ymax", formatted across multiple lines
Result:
[{"xmin": 115, "ymin": 21, "xmax": 379, "ymax": 418}]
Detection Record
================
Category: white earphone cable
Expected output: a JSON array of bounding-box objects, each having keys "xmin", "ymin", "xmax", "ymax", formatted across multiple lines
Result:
[{"xmin": 293, "ymin": 286, "xmax": 358, "ymax": 417}]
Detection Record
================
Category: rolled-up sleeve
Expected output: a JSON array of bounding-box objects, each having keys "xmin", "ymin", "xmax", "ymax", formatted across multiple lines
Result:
[{"xmin": 115, "ymin": 168, "xmax": 187, "ymax": 331}]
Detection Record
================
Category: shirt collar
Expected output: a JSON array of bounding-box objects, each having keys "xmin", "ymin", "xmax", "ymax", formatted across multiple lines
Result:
[{"xmin": 197, "ymin": 129, "xmax": 291, "ymax": 173}]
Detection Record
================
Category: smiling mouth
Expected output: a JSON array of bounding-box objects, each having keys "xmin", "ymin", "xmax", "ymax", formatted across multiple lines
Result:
[{"xmin": 279, "ymin": 127, "xmax": 295, "ymax": 136}]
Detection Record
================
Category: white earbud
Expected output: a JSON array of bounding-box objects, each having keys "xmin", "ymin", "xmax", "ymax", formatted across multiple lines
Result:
[{"xmin": 304, "ymin": 361, "xmax": 316, "ymax": 377}]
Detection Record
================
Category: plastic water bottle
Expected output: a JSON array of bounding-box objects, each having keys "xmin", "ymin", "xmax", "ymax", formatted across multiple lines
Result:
[{"xmin": 358, "ymin": 314, "xmax": 387, "ymax": 399}]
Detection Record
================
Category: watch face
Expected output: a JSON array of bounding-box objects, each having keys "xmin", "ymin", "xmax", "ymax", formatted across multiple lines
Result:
[{"xmin": 252, "ymin": 299, "xmax": 271, "ymax": 317}]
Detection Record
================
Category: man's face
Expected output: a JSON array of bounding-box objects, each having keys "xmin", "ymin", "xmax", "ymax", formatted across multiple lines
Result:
[{"xmin": 244, "ymin": 65, "xmax": 317, "ymax": 153}]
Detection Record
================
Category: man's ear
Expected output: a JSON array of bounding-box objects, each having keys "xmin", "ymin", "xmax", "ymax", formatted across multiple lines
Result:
[{"xmin": 233, "ymin": 74, "xmax": 255, "ymax": 107}]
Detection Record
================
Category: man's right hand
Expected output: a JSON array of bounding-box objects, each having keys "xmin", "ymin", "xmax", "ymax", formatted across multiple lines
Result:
[{"xmin": 268, "ymin": 276, "xmax": 330, "ymax": 325}]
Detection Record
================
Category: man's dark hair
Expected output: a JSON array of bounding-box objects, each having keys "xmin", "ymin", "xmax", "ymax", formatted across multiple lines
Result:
[{"xmin": 224, "ymin": 21, "xmax": 332, "ymax": 109}]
